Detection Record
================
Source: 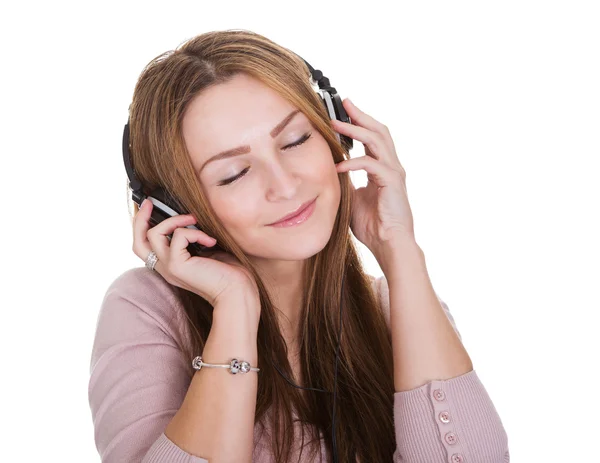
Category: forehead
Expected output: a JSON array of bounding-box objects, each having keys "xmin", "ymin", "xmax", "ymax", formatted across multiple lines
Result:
[{"xmin": 182, "ymin": 74, "xmax": 303, "ymax": 164}]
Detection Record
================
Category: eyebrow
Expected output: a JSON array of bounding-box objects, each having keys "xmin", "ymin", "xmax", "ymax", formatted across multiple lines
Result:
[{"xmin": 198, "ymin": 109, "xmax": 302, "ymax": 174}]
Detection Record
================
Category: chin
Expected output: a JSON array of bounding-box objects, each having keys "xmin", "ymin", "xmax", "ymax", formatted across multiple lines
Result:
[{"xmin": 263, "ymin": 236, "xmax": 330, "ymax": 261}]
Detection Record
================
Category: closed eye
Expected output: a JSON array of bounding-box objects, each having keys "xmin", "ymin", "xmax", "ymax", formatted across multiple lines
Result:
[{"xmin": 217, "ymin": 132, "xmax": 313, "ymax": 186}]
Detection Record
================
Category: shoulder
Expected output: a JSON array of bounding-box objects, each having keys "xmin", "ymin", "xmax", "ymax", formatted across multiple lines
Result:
[
  {"xmin": 89, "ymin": 269, "xmax": 200, "ymax": 460},
  {"xmin": 102, "ymin": 266, "xmax": 182, "ymax": 315},
  {"xmin": 92, "ymin": 267, "xmax": 191, "ymax": 358}
]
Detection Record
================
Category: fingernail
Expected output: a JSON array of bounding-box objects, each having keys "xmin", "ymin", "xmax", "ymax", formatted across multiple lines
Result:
[
  {"xmin": 346, "ymin": 98, "xmax": 353, "ymax": 106},
  {"xmin": 141, "ymin": 199, "xmax": 147, "ymax": 208}
]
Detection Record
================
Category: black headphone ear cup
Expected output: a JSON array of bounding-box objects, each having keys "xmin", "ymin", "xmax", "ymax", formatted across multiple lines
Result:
[
  {"xmin": 151, "ymin": 187, "xmax": 185, "ymax": 215},
  {"xmin": 324, "ymin": 92, "xmax": 354, "ymax": 152},
  {"xmin": 142, "ymin": 187, "xmax": 185, "ymax": 228},
  {"xmin": 330, "ymin": 93, "xmax": 350, "ymax": 124}
]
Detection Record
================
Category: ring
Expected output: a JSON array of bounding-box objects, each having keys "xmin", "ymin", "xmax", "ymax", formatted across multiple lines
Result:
[{"xmin": 145, "ymin": 250, "xmax": 158, "ymax": 271}]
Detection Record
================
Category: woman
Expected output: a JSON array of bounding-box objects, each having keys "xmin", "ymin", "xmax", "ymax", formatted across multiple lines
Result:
[{"xmin": 88, "ymin": 29, "xmax": 509, "ymax": 462}]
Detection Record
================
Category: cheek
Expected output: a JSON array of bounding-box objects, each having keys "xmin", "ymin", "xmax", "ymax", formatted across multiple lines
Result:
[
  {"xmin": 207, "ymin": 196, "xmax": 262, "ymax": 231},
  {"xmin": 307, "ymin": 138, "xmax": 337, "ymax": 179}
]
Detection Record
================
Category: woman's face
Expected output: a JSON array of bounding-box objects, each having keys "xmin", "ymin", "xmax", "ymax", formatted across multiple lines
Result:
[{"xmin": 182, "ymin": 73, "xmax": 342, "ymax": 262}]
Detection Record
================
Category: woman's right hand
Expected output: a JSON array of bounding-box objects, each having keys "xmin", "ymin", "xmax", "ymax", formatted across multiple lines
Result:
[{"xmin": 132, "ymin": 198, "xmax": 260, "ymax": 309}]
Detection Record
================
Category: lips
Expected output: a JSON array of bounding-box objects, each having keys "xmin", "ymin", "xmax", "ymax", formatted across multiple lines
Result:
[{"xmin": 268, "ymin": 197, "xmax": 317, "ymax": 225}]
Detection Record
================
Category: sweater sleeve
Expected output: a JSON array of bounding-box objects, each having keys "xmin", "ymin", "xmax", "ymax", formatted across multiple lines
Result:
[
  {"xmin": 372, "ymin": 275, "xmax": 510, "ymax": 463},
  {"xmin": 88, "ymin": 267, "xmax": 210, "ymax": 463}
]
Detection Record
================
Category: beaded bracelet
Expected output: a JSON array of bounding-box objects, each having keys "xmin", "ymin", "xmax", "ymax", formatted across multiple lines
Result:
[{"xmin": 191, "ymin": 355, "xmax": 260, "ymax": 374}]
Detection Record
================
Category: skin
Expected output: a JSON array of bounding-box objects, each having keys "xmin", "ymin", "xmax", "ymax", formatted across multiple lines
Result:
[{"xmin": 182, "ymin": 73, "xmax": 341, "ymax": 361}]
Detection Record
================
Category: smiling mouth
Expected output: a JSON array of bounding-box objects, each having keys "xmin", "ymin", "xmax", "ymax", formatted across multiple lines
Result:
[
  {"xmin": 267, "ymin": 197, "xmax": 318, "ymax": 227},
  {"xmin": 267, "ymin": 197, "xmax": 317, "ymax": 226}
]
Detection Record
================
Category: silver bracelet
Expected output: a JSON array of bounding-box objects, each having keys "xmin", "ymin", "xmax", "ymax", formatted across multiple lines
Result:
[{"xmin": 191, "ymin": 355, "xmax": 260, "ymax": 374}]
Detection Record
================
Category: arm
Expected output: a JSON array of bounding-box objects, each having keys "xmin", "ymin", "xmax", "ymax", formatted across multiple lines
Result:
[
  {"xmin": 88, "ymin": 268, "xmax": 260, "ymax": 463},
  {"xmin": 163, "ymin": 291, "xmax": 260, "ymax": 462},
  {"xmin": 382, "ymin": 241, "xmax": 473, "ymax": 392},
  {"xmin": 373, "ymin": 241, "xmax": 509, "ymax": 462}
]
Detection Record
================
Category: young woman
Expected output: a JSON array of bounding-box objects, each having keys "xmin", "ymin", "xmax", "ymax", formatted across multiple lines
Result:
[{"xmin": 88, "ymin": 29, "xmax": 509, "ymax": 462}]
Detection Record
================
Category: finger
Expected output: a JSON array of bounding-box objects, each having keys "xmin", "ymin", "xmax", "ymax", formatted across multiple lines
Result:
[
  {"xmin": 146, "ymin": 214, "xmax": 200, "ymax": 262},
  {"xmin": 331, "ymin": 118, "xmax": 388, "ymax": 161},
  {"xmin": 335, "ymin": 155, "xmax": 396, "ymax": 188},
  {"xmin": 132, "ymin": 200, "xmax": 170, "ymax": 275},
  {"xmin": 132, "ymin": 199, "xmax": 156, "ymax": 260},
  {"xmin": 169, "ymin": 227, "xmax": 218, "ymax": 261},
  {"xmin": 332, "ymin": 99, "xmax": 397, "ymax": 162},
  {"xmin": 338, "ymin": 98, "xmax": 389, "ymax": 137},
  {"xmin": 147, "ymin": 204, "xmax": 197, "ymax": 238},
  {"xmin": 135, "ymin": 199, "xmax": 194, "ymax": 262}
]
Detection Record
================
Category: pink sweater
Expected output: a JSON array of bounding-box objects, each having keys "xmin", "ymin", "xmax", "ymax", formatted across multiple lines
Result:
[{"xmin": 88, "ymin": 267, "xmax": 509, "ymax": 462}]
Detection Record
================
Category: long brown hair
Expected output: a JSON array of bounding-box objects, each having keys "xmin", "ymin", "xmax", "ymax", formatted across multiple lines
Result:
[{"xmin": 127, "ymin": 29, "xmax": 395, "ymax": 462}]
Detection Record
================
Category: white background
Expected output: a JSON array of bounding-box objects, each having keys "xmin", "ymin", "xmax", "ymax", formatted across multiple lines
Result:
[{"xmin": 1, "ymin": 1, "xmax": 598, "ymax": 461}]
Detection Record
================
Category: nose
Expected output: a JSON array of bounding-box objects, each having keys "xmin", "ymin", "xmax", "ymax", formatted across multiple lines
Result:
[{"xmin": 265, "ymin": 156, "xmax": 301, "ymax": 200}]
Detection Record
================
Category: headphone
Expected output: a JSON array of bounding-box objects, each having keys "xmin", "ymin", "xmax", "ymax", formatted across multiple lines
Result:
[{"xmin": 122, "ymin": 53, "xmax": 353, "ymax": 462}]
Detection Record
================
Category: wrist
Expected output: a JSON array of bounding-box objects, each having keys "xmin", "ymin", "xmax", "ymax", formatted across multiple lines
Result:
[
  {"xmin": 203, "ymin": 327, "xmax": 259, "ymax": 369},
  {"xmin": 377, "ymin": 239, "xmax": 424, "ymax": 277},
  {"xmin": 213, "ymin": 290, "xmax": 261, "ymax": 332}
]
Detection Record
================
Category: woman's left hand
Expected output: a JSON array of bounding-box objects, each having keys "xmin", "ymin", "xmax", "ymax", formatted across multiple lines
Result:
[{"xmin": 332, "ymin": 98, "xmax": 417, "ymax": 260}]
